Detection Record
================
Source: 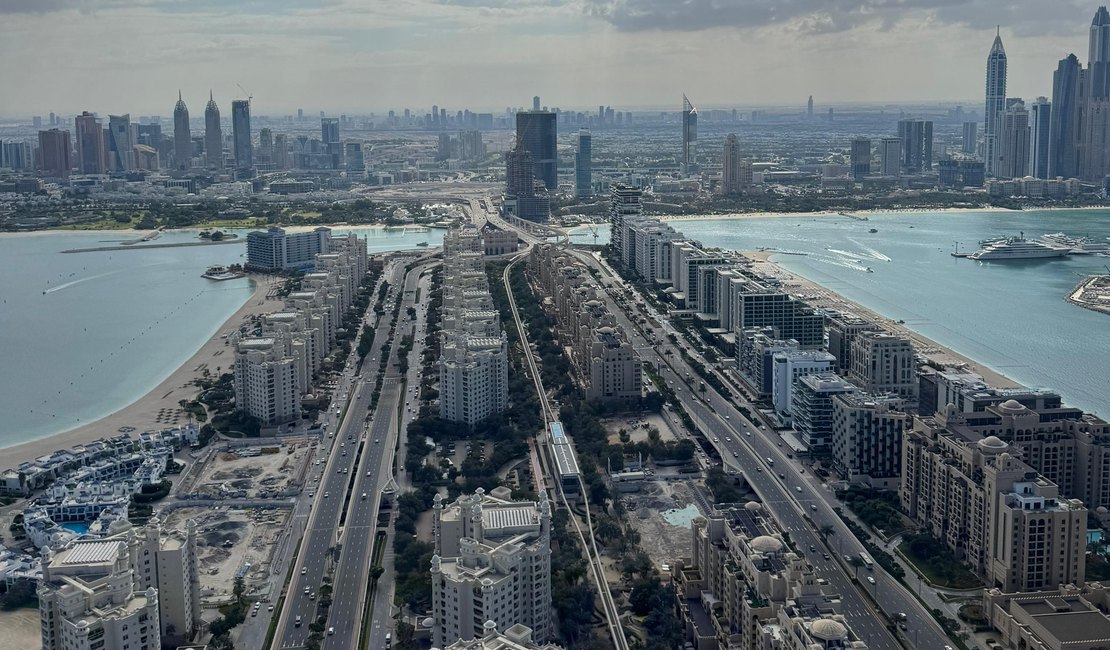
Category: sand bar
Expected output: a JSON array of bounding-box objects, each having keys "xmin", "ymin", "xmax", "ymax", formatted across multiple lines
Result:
[{"xmin": 0, "ymin": 275, "xmax": 286, "ymax": 467}]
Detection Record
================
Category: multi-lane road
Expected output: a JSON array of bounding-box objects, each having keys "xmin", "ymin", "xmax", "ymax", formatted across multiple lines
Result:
[{"xmin": 573, "ymin": 249, "xmax": 953, "ymax": 650}]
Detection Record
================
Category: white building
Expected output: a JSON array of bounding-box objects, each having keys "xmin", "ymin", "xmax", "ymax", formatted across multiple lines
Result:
[
  {"xmin": 771, "ymin": 350, "xmax": 836, "ymax": 422},
  {"xmin": 39, "ymin": 539, "xmax": 161, "ymax": 650},
  {"xmin": 233, "ymin": 337, "xmax": 301, "ymax": 425},
  {"xmin": 848, "ymin": 331, "xmax": 918, "ymax": 404},
  {"xmin": 431, "ymin": 488, "xmax": 552, "ymax": 648}
]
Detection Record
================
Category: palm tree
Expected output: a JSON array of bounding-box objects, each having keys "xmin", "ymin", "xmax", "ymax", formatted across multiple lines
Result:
[{"xmin": 818, "ymin": 524, "xmax": 835, "ymax": 541}]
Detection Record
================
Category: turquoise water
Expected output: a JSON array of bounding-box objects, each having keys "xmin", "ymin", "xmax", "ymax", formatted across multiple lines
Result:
[
  {"xmin": 573, "ymin": 209, "xmax": 1110, "ymax": 417},
  {"xmin": 62, "ymin": 523, "xmax": 89, "ymax": 534},
  {"xmin": 0, "ymin": 226, "xmax": 439, "ymax": 448}
]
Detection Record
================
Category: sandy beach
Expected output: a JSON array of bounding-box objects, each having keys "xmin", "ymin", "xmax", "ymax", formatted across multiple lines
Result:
[
  {"xmin": 743, "ymin": 249, "xmax": 1021, "ymax": 389},
  {"xmin": 0, "ymin": 275, "xmax": 287, "ymax": 468}
]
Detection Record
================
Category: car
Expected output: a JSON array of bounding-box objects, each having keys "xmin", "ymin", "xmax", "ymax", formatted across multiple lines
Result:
[
  {"xmin": 823, "ymin": 553, "xmax": 830, "ymax": 560},
  {"xmin": 732, "ymin": 451, "xmax": 738, "ymax": 457},
  {"xmin": 866, "ymin": 576, "xmax": 876, "ymax": 585},
  {"xmin": 745, "ymin": 431, "xmax": 751, "ymax": 437},
  {"xmin": 778, "ymin": 472, "xmax": 785, "ymax": 479},
  {"xmin": 795, "ymin": 486, "xmax": 802, "ymax": 493},
  {"xmin": 328, "ymin": 627, "xmax": 335, "ymax": 635},
  {"xmin": 756, "ymin": 467, "xmax": 763, "ymax": 472},
  {"xmin": 809, "ymin": 545, "xmax": 816, "ymax": 552},
  {"xmin": 268, "ymin": 604, "xmax": 274, "ymax": 611},
  {"xmin": 374, "ymin": 439, "xmax": 380, "ymax": 444},
  {"xmin": 310, "ymin": 592, "xmax": 316, "ymax": 600},
  {"xmin": 251, "ymin": 609, "xmax": 258, "ymax": 617},
  {"xmin": 304, "ymin": 586, "xmax": 310, "ymax": 595},
  {"xmin": 302, "ymin": 567, "xmax": 307, "ymax": 575},
  {"xmin": 367, "ymin": 471, "xmax": 372, "ymax": 477},
  {"xmin": 324, "ymin": 492, "xmax": 330, "ymax": 498},
  {"xmin": 811, "ymin": 504, "xmax": 818, "ymax": 511},
  {"xmin": 361, "ymin": 493, "xmax": 367, "ymax": 499},
  {"xmin": 295, "ymin": 615, "xmax": 302, "ymax": 627},
  {"xmin": 725, "ymin": 415, "xmax": 730, "ymax": 419},
  {"xmin": 799, "ymin": 468, "xmax": 804, "ymax": 474},
  {"xmin": 713, "ymin": 437, "xmax": 719, "ymax": 442}
]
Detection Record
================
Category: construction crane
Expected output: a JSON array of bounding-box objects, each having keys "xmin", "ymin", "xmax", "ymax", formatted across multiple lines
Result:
[{"xmin": 236, "ymin": 83, "xmax": 252, "ymax": 104}]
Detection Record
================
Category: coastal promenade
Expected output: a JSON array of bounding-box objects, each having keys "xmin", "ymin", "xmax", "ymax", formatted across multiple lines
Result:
[{"xmin": 0, "ymin": 274, "xmax": 284, "ymax": 467}]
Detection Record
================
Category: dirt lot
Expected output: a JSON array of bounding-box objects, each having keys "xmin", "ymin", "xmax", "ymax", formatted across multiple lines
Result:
[
  {"xmin": 0, "ymin": 608, "xmax": 39, "ymax": 650},
  {"xmin": 164, "ymin": 506, "xmax": 289, "ymax": 599},
  {"xmin": 191, "ymin": 443, "xmax": 311, "ymax": 499},
  {"xmin": 603, "ymin": 413, "xmax": 678, "ymax": 445}
]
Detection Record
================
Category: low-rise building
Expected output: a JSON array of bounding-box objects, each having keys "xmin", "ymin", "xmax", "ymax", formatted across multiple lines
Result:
[{"xmin": 983, "ymin": 582, "xmax": 1110, "ymax": 650}]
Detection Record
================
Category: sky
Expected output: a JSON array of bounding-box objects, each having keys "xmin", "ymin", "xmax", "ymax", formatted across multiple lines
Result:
[{"xmin": 0, "ymin": 0, "xmax": 1106, "ymax": 117}]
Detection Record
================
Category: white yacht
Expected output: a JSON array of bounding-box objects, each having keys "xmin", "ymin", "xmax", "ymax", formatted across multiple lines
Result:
[
  {"xmin": 968, "ymin": 233, "xmax": 1071, "ymax": 260},
  {"xmin": 1042, "ymin": 232, "xmax": 1110, "ymax": 255}
]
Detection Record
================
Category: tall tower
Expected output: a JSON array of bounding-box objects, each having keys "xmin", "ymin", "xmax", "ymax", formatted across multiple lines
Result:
[
  {"xmin": 807, "ymin": 95, "xmax": 814, "ymax": 118},
  {"xmin": 1030, "ymin": 97, "xmax": 1052, "ymax": 179},
  {"xmin": 37, "ymin": 129, "xmax": 72, "ymax": 179},
  {"xmin": 984, "ymin": 27, "xmax": 1008, "ymax": 176},
  {"xmin": 1089, "ymin": 6, "xmax": 1110, "ymax": 99},
  {"xmin": 107, "ymin": 114, "xmax": 134, "ymax": 171},
  {"xmin": 1083, "ymin": 8, "xmax": 1110, "ymax": 180},
  {"xmin": 850, "ymin": 137, "xmax": 872, "ymax": 180},
  {"xmin": 897, "ymin": 119, "xmax": 933, "ymax": 172},
  {"xmin": 1049, "ymin": 54, "xmax": 1081, "ymax": 179},
  {"xmin": 515, "ymin": 110, "xmax": 557, "ymax": 190},
  {"xmin": 204, "ymin": 91, "xmax": 222, "ymax": 171},
  {"xmin": 997, "ymin": 100, "xmax": 1030, "ymax": 179},
  {"xmin": 231, "ymin": 99, "xmax": 252, "ymax": 172},
  {"xmin": 682, "ymin": 94, "xmax": 698, "ymax": 174},
  {"xmin": 721, "ymin": 133, "xmax": 742, "ymax": 194},
  {"xmin": 533, "ymin": 95, "xmax": 541, "ymax": 111},
  {"xmin": 575, "ymin": 128, "xmax": 592, "ymax": 199},
  {"xmin": 74, "ymin": 111, "xmax": 107, "ymax": 175},
  {"xmin": 173, "ymin": 91, "xmax": 190, "ymax": 171}
]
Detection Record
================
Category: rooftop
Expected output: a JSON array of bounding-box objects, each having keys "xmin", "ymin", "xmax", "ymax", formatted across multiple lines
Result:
[{"xmin": 56, "ymin": 540, "xmax": 122, "ymax": 566}]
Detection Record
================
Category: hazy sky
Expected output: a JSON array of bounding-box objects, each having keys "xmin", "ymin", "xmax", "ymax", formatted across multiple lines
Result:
[{"xmin": 1, "ymin": 0, "xmax": 1106, "ymax": 117}]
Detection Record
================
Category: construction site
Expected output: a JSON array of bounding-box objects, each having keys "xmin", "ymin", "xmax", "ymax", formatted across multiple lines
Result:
[{"xmin": 186, "ymin": 441, "xmax": 314, "ymax": 500}]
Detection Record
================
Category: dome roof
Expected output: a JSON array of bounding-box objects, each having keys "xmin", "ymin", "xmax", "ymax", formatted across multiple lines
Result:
[
  {"xmin": 999, "ymin": 399, "xmax": 1025, "ymax": 411},
  {"xmin": 809, "ymin": 619, "xmax": 847, "ymax": 640},
  {"xmin": 598, "ymin": 326, "xmax": 615, "ymax": 334},
  {"xmin": 744, "ymin": 501, "xmax": 762, "ymax": 512},
  {"xmin": 979, "ymin": 435, "xmax": 1007, "ymax": 450},
  {"xmin": 750, "ymin": 535, "xmax": 783, "ymax": 553}
]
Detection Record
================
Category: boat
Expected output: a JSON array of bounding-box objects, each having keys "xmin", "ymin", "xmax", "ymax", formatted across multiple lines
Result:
[
  {"xmin": 866, "ymin": 267, "xmax": 874, "ymax": 273},
  {"xmin": 967, "ymin": 233, "xmax": 1072, "ymax": 261},
  {"xmin": 1042, "ymin": 232, "xmax": 1110, "ymax": 255},
  {"xmin": 202, "ymin": 265, "xmax": 247, "ymax": 281},
  {"xmin": 868, "ymin": 228, "xmax": 878, "ymax": 233},
  {"xmin": 416, "ymin": 241, "xmax": 429, "ymax": 247}
]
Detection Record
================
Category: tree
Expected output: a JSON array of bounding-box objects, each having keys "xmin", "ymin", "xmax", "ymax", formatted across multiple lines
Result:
[{"xmin": 818, "ymin": 524, "xmax": 835, "ymax": 541}]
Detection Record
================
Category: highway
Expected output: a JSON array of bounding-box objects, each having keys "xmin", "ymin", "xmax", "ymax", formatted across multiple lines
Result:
[
  {"xmin": 325, "ymin": 256, "xmax": 435, "ymax": 650},
  {"xmin": 272, "ymin": 257, "xmax": 408, "ymax": 649},
  {"xmin": 574, "ymin": 249, "xmax": 952, "ymax": 650}
]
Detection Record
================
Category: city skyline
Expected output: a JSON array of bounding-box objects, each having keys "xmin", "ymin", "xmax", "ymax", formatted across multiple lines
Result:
[{"xmin": 3, "ymin": 1, "xmax": 1109, "ymax": 115}]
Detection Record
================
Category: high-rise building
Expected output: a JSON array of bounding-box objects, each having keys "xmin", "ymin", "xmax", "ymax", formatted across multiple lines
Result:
[
  {"xmin": 514, "ymin": 111, "xmax": 557, "ymax": 190},
  {"xmin": 962, "ymin": 121, "xmax": 978, "ymax": 155},
  {"xmin": 273, "ymin": 133, "xmax": 289, "ymax": 170},
  {"xmin": 1083, "ymin": 8, "xmax": 1110, "ymax": 181},
  {"xmin": 1049, "ymin": 54, "xmax": 1082, "ymax": 179},
  {"xmin": 2, "ymin": 141, "xmax": 32, "ymax": 170},
  {"xmin": 848, "ymin": 331, "xmax": 918, "ymax": 403},
  {"xmin": 204, "ymin": 91, "xmax": 222, "ymax": 170},
  {"xmin": 430, "ymin": 489, "xmax": 552, "ymax": 647},
  {"xmin": 721, "ymin": 133, "xmax": 747, "ymax": 194},
  {"xmin": 345, "ymin": 141, "xmax": 365, "ymax": 177},
  {"xmin": 831, "ymin": 391, "xmax": 908, "ymax": 489},
  {"xmin": 1030, "ymin": 97, "xmax": 1052, "ymax": 179},
  {"xmin": 997, "ymin": 100, "xmax": 1031, "ymax": 180},
  {"xmin": 1090, "ymin": 6, "xmax": 1110, "ymax": 100},
  {"xmin": 258, "ymin": 127, "xmax": 273, "ymax": 168},
  {"xmin": 74, "ymin": 111, "xmax": 107, "ymax": 175},
  {"xmin": 879, "ymin": 137, "xmax": 902, "ymax": 176},
  {"xmin": 231, "ymin": 99, "xmax": 252, "ymax": 171},
  {"xmin": 173, "ymin": 91, "xmax": 190, "ymax": 171},
  {"xmin": 234, "ymin": 337, "xmax": 301, "ymax": 425},
  {"xmin": 532, "ymin": 95, "xmax": 540, "ymax": 111},
  {"xmin": 246, "ymin": 226, "xmax": 332, "ymax": 272},
  {"xmin": 985, "ymin": 28, "xmax": 1008, "ymax": 176},
  {"xmin": 107, "ymin": 114, "xmax": 134, "ymax": 171},
  {"xmin": 37, "ymin": 129, "xmax": 71, "ymax": 179},
  {"xmin": 792, "ymin": 374, "xmax": 857, "ymax": 454},
  {"xmin": 574, "ymin": 128, "xmax": 592, "ymax": 198},
  {"xmin": 321, "ymin": 117, "xmax": 340, "ymax": 168},
  {"xmin": 608, "ymin": 183, "xmax": 642, "ymax": 258},
  {"xmin": 896, "ymin": 119, "xmax": 933, "ymax": 171},
  {"xmin": 681, "ymin": 94, "xmax": 698, "ymax": 174},
  {"xmin": 850, "ymin": 137, "xmax": 871, "ymax": 179},
  {"xmin": 807, "ymin": 94, "xmax": 814, "ymax": 118}
]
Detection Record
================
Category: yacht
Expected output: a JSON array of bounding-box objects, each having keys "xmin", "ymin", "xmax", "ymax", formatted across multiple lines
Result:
[
  {"xmin": 968, "ymin": 233, "xmax": 1071, "ymax": 260},
  {"xmin": 1041, "ymin": 232, "xmax": 1110, "ymax": 255}
]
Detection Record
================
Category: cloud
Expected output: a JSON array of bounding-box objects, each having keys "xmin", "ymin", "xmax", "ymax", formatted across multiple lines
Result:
[{"xmin": 583, "ymin": 0, "xmax": 1096, "ymax": 36}]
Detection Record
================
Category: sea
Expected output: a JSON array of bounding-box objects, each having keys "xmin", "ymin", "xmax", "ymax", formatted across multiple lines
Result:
[
  {"xmin": 571, "ymin": 209, "xmax": 1110, "ymax": 418},
  {"xmin": 0, "ymin": 226, "xmax": 437, "ymax": 448}
]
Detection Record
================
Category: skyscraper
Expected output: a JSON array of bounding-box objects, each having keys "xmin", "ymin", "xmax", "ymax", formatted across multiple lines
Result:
[
  {"xmin": 997, "ymin": 100, "xmax": 1031, "ymax": 179},
  {"xmin": 962, "ymin": 122, "xmax": 978, "ymax": 155},
  {"xmin": 231, "ymin": 99, "xmax": 252, "ymax": 171},
  {"xmin": 850, "ymin": 137, "xmax": 871, "ymax": 180},
  {"xmin": 173, "ymin": 91, "xmax": 190, "ymax": 171},
  {"xmin": 37, "ymin": 128, "xmax": 71, "ymax": 179},
  {"xmin": 1089, "ymin": 6, "xmax": 1110, "ymax": 100},
  {"xmin": 721, "ymin": 133, "xmax": 744, "ymax": 194},
  {"xmin": 258, "ymin": 128, "xmax": 273, "ymax": 168},
  {"xmin": 506, "ymin": 147, "xmax": 535, "ymax": 198},
  {"xmin": 515, "ymin": 110, "xmax": 557, "ymax": 190},
  {"xmin": 1049, "ymin": 54, "xmax": 1081, "ymax": 179},
  {"xmin": 1083, "ymin": 8, "xmax": 1110, "ymax": 181},
  {"xmin": 74, "ymin": 111, "xmax": 107, "ymax": 175},
  {"xmin": 107, "ymin": 114, "xmax": 133, "ymax": 171},
  {"xmin": 1030, "ymin": 97, "xmax": 1052, "ymax": 179},
  {"xmin": 321, "ymin": 117, "xmax": 340, "ymax": 168},
  {"xmin": 533, "ymin": 95, "xmax": 541, "ymax": 111},
  {"xmin": 273, "ymin": 133, "xmax": 289, "ymax": 170},
  {"xmin": 204, "ymin": 91, "xmax": 222, "ymax": 171},
  {"xmin": 807, "ymin": 95, "xmax": 814, "ymax": 118},
  {"xmin": 682, "ymin": 94, "xmax": 698, "ymax": 174},
  {"xmin": 985, "ymin": 28, "xmax": 1008, "ymax": 176},
  {"xmin": 879, "ymin": 137, "xmax": 902, "ymax": 176},
  {"xmin": 575, "ymin": 128, "xmax": 592, "ymax": 198},
  {"xmin": 897, "ymin": 119, "xmax": 933, "ymax": 172}
]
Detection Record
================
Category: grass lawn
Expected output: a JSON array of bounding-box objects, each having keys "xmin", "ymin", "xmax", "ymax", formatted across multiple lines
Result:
[{"xmin": 899, "ymin": 539, "xmax": 983, "ymax": 589}]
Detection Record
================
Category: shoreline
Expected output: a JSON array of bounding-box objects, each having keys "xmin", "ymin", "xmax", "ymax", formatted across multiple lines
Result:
[
  {"xmin": 743, "ymin": 249, "xmax": 1023, "ymax": 389},
  {"xmin": 0, "ymin": 275, "xmax": 287, "ymax": 467},
  {"xmin": 0, "ymin": 223, "xmax": 404, "ymax": 238}
]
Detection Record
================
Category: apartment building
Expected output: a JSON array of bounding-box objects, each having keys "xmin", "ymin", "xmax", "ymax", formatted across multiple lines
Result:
[
  {"xmin": 830, "ymin": 392, "xmax": 908, "ymax": 489},
  {"xmin": 901, "ymin": 405, "xmax": 1087, "ymax": 591},
  {"xmin": 791, "ymin": 374, "xmax": 857, "ymax": 454},
  {"xmin": 673, "ymin": 505, "xmax": 867, "ymax": 649},
  {"xmin": 133, "ymin": 518, "xmax": 201, "ymax": 647},
  {"xmin": 770, "ymin": 350, "xmax": 836, "ymax": 423},
  {"xmin": 233, "ymin": 337, "xmax": 301, "ymax": 425},
  {"xmin": 430, "ymin": 488, "xmax": 552, "ymax": 647},
  {"xmin": 848, "ymin": 331, "xmax": 918, "ymax": 403},
  {"xmin": 983, "ymin": 582, "xmax": 1110, "ymax": 650},
  {"xmin": 438, "ymin": 227, "xmax": 509, "ymax": 425},
  {"xmin": 245, "ymin": 226, "xmax": 332, "ymax": 272},
  {"xmin": 826, "ymin": 314, "xmax": 881, "ymax": 372}
]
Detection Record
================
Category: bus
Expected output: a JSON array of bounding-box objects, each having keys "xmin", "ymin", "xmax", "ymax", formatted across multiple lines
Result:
[{"xmin": 859, "ymin": 552, "xmax": 874, "ymax": 569}]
